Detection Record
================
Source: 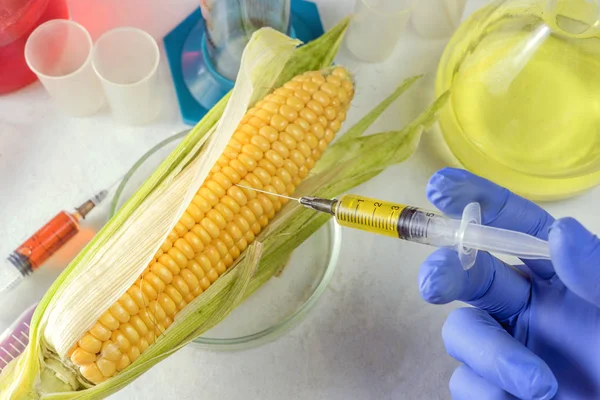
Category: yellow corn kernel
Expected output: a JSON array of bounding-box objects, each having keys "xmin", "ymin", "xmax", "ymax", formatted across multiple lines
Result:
[
  {"xmin": 121, "ymin": 323, "xmax": 141, "ymax": 344},
  {"xmin": 127, "ymin": 346, "xmax": 141, "ymax": 363},
  {"xmin": 90, "ymin": 322, "xmax": 112, "ymax": 342},
  {"xmin": 78, "ymin": 333, "xmax": 102, "ymax": 354},
  {"xmin": 111, "ymin": 330, "xmax": 131, "ymax": 353},
  {"xmin": 71, "ymin": 348, "xmax": 96, "ymax": 365},
  {"xmin": 100, "ymin": 341, "xmax": 122, "ymax": 362},
  {"xmin": 97, "ymin": 357, "xmax": 117, "ymax": 377},
  {"xmin": 81, "ymin": 363, "xmax": 105, "ymax": 383},
  {"xmin": 117, "ymin": 354, "xmax": 131, "ymax": 372},
  {"xmin": 99, "ymin": 311, "xmax": 120, "ymax": 331}
]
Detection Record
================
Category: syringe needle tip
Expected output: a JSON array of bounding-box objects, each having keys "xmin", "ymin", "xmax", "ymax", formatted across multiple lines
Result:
[
  {"xmin": 92, "ymin": 189, "xmax": 109, "ymax": 205},
  {"xmin": 103, "ymin": 173, "xmax": 127, "ymax": 194},
  {"xmin": 91, "ymin": 173, "xmax": 127, "ymax": 205}
]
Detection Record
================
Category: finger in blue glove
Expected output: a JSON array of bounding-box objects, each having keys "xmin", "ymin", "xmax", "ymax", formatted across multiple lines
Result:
[
  {"xmin": 426, "ymin": 168, "xmax": 555, "ymax": 279},
  {"xmin": 450, "ymin": 364, "xmax": 519, "ymax": 400},
  {"xmin": 419, "ymin": 248, "xmax": 529, "ymax": 323},
  {"xmin": 443, "ymin": 307, "xmax": 558, "ymax": 400}
]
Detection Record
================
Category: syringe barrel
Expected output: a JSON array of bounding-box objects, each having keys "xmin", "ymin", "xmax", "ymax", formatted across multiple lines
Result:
[
  {"xmin": 11, "ymin": 211, "xmax": 80, "ymax": 271},
  {"xmin": 333, "ymin": 194, "xmax": 404, "ymax": 237},
  {"xmin": 333, "ymin": 194, "xmax": 459, "ymax": 248},
  {"xmin": 462, "ymin": 223, "xmax": 551, "ymax": 260},
  {"xmin": 329, "ymin": 194, "xmax": 550, "ymax": 264},
  {"xmin": 396, "ymin": 207, "xmax": 459, "ymax": 248}
]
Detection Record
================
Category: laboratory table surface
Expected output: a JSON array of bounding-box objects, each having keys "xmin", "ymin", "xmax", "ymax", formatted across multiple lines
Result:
[{"xmin": 2, "ymin": 0, "xmax": 600, "ymax": 399}]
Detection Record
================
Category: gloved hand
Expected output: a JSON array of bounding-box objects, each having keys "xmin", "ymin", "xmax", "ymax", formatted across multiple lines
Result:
[{"xmin": 419, "ymin": 168, "xmax": 600, "ymax": 400}]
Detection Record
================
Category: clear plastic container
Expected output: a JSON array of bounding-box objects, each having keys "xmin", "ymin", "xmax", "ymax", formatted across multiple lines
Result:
[
  {"xmin": 92, "ymin": 27, "xmax": 161, "ymax": 125},
  {"xmin": 24, "ymin": 20, "xmax": 105, "ymax": 116},
  {"xmin": 436, "ymin": 0, "xmax": 600, "ymax": 200},
  {"xmin": 411, "ymin": 0, "xmax": 466, "ymax": 39},
  {"xmin": 110, "ymin": 131, "xmax": 341, "ymax": 350},
  {"xmin": 345, "ymin": 0, "xmax": 414, "ymax": 63}
]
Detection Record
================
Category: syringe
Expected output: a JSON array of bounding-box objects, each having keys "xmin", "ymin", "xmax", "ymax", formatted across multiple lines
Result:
[
  {"xmin": 238, "ymin": 186, "xmax": 551, "ymax": 270},
  {"xmin": 0, "ymin": 190, "xmax": 109, "ymax": 296}
]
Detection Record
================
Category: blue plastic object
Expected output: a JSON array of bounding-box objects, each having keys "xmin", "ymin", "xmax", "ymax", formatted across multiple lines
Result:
[
  {"xmin": 164, "ymin": 0, "xmax": 324, "ymax": 125},
  {"xmin": 419, "ymin": 168, "xmax": 600, "ymax": 399}
]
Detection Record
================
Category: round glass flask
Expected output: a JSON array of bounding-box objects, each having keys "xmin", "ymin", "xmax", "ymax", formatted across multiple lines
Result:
[{"xmin": 436, "ymin": 0, "xmax": 600, "ymax": 200}]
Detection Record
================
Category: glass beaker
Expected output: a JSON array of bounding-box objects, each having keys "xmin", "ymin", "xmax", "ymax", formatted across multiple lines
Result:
[
  {"xmin": 182, "ymin": 0, "xmax": 291, "ymax": 112},
  {"xmin": 345, "ymin": 0, "xmax": 414, "ymax": 63},
  {"xmin": 436, "ymin": 0, "xmax": 600, "ymax": 200},
  {"xmin": 200, "ymin": 0, "xmax": 291, "ymax": 80}
]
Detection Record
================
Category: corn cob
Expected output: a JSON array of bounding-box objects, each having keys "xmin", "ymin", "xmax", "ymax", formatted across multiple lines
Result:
[
  {"xmin": 67, "ymin": 67, "xmax": 355, "ymax": 384},
  {"xmin": 1, "ymin": 20, "xmax": 447, "ymax": 400}
]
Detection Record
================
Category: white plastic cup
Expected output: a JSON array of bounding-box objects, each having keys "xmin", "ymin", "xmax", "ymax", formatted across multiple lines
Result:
[
  {"xmin": 412, "ymin": 0, "xmax": 467, "ymax": 39},
  {"xmin": 92, "ymin": 27, "xmax": 161, "ymax": 125},
  {"xmin": 345, "ymin": 0, "xmax": 414, "ymax": 63},
  {"xmin": 24, "ymin": 20, "xmax": 105, "ymax": 117}
]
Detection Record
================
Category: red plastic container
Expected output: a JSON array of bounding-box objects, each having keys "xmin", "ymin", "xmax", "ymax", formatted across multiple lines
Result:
[{"xmin": 0, "ymin": 0, "xmax": 69, "ymax": 94}]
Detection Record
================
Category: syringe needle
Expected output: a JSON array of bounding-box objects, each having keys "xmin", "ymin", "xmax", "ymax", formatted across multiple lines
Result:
[
  {"xmin": 89, "ymin": 173, "xmax": 128, "ymax": 206},
  {"xmin": 91, "ymin": 189, "xmax": 109, "ymax": 206},
  {"xmin": 235, "ymin": 184, "xmax": 301, "ymax": 201},
  {"xmin": 105, "ymin": 175, "xmax": 125, "ymax": 191},
  {"xmin": 235, "ymin": 185, "xmax": 341, "ymax": 215}
]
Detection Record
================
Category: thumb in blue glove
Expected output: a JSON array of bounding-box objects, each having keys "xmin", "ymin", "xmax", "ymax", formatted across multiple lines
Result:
[{"xmin": 419, "ymin": 168, "xmax": 600, "ymax": 400}]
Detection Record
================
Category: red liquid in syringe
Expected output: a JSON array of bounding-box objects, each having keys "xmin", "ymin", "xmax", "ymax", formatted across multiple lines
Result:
[
  {"xmin": 1, "ymin": 190, "xmax": 107, "ymax": 295},
  {"xmin": 9, "ymin": 211, "xmax": 81, "ymax": 273}
]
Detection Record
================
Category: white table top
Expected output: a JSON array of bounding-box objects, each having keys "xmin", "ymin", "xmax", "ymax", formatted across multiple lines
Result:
[{"xmin": 2, "ymin": 0, "xmax": 600, "ymax": 398}]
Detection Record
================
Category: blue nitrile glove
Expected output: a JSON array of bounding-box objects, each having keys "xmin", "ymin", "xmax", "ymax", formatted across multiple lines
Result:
[{"xmin": 419, "ymin": 168, "xmax": 600, "ymax": 400}]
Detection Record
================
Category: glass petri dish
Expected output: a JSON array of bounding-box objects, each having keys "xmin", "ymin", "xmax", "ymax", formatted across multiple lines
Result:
[{"xmin": 110, "ymin": 130, "xmax": 341, "ymax": 350}]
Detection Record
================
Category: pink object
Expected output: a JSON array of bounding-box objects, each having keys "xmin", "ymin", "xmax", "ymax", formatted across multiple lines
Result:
[
  {"xmin": 0, "ymin": 303, "xmax": 36, "ymax": 371},
  {"xmin": 0, "ymin": 0, "xmax": 69, "ymax": 94}
]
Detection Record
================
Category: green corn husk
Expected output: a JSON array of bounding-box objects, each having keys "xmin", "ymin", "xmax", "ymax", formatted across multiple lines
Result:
[{"xmin": 0, "ymin": 17, "xmax": 449, "ymax": 400}]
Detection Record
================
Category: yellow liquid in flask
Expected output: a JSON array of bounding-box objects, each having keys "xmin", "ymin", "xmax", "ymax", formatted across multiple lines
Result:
[{"xmin": 436, "ymin": 5, "xmax": 600, "ymax": 200}]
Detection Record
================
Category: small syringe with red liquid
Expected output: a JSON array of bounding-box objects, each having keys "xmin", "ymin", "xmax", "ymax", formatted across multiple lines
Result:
[{"xmin": 0, "ymin": 190, "xmax": 108, "ymax": 295}]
